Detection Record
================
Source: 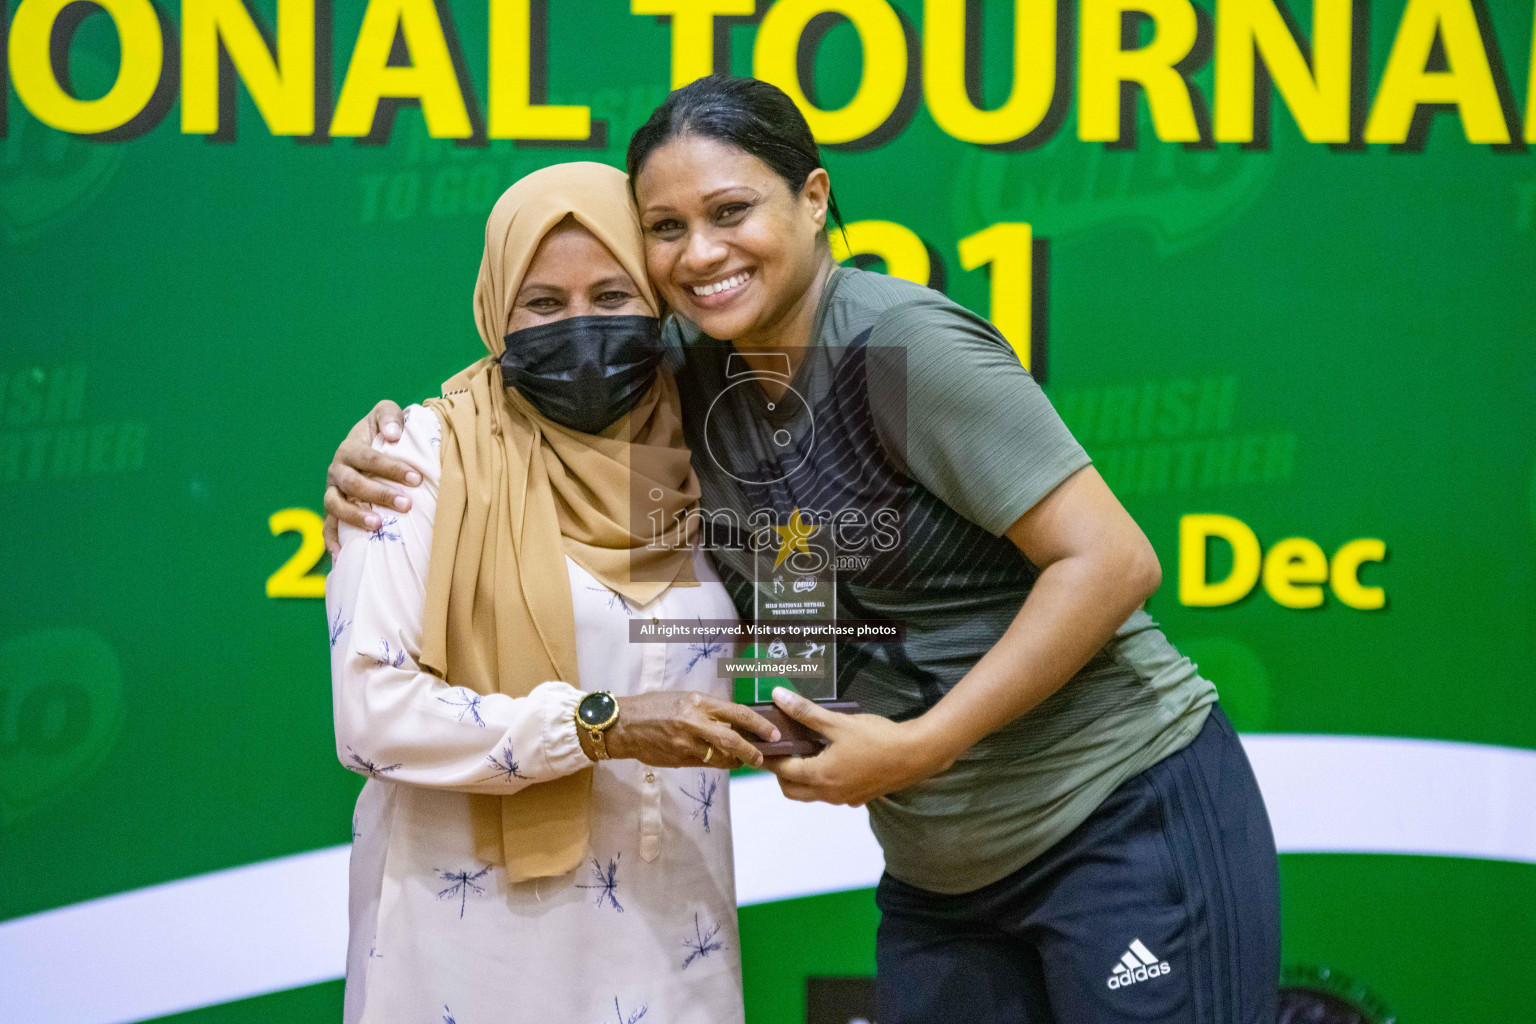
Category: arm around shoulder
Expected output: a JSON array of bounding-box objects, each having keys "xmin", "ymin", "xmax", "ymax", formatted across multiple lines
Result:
[{"xmin": 323, "ymin": 398, "xmax": 422, "ymax": 548}]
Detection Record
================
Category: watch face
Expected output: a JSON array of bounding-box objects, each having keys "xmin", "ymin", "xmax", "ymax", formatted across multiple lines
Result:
[{"xmin": 577, "ymin": 691, "xmax": 617, "ymax": 728}]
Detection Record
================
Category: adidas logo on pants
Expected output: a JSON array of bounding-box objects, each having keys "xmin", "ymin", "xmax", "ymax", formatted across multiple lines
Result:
[{"xmin": 1107, "ymin": 939, "xmax": 1172, "ymax": 989}]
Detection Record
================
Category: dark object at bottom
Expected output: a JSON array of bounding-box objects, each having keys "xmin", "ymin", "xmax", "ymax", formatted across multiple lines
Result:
[
  {"xmin": 1278, "ymin": 985, "xmax": 1395, "ymax": 1024},
  {"xmin": 748, "ymin": 701, "xmax": 859, "ymax": 757},
  {"xmin": 806, "ymin": 976, "xmax": 877, "ymax": 1024}
]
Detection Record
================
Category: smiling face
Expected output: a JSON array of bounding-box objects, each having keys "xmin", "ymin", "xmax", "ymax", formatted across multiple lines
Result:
[
  {"xmin": 505, "ymin": 217, "xmax": 650, "ymax": 335},
  {"xmin": 633, "ymin": 134, "xmax": 832, "ymax": 348}
]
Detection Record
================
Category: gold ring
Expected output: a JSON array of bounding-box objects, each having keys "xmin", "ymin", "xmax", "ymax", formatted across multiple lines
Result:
[{"xmin": 703, "ymin": 745, "xmax": 714, "ymax": 763}]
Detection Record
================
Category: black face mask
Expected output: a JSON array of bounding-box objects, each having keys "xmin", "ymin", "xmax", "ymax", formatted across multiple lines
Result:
[{"xmin": 500, "ymin": 315, "xmax": 664, "ymax": 434}]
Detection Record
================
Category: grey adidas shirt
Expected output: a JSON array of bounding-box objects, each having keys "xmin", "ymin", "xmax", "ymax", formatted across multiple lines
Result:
[{"xmin": 668, "ymin": 267, "xmax": 1215, "ymax": 894}]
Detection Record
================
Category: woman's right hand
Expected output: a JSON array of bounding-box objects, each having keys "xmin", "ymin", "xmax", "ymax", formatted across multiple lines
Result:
[
  {"xmin": 323, "ymin": 400, "xmax": 420, "ymax": 553},
  {"xmin": 605, "ymin": 692, "xmax": 780, "ymax": 770}
]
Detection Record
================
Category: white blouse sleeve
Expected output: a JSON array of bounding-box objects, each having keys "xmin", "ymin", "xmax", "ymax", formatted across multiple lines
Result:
[{"xmin": 324, "ymin": 405, "xmax": 593, "ymax": 794}]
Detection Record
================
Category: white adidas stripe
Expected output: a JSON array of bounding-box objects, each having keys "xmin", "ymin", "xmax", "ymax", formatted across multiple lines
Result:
[{"xmin": 3, "ymin": 734, "xmax": 1536, "ymax": 1024}]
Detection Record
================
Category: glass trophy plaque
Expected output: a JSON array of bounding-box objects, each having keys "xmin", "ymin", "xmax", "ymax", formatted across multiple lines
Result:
[{"xmin": 745, "ymin": 518, "xmax": 858, "ymax": 756}]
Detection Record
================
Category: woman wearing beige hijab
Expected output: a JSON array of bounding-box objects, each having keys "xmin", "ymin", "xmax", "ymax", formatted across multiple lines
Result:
[{"xmin": 326, "ymin": 162, "xmax": 774, "ymax": 1024}]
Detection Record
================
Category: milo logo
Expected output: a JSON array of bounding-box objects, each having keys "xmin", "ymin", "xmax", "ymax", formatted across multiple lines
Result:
[
  {"xmin": 0, "ymin": 628, "xmax": 124, "ymax": 824},
  {"xmin": 1, "ymin": 55, "xmax": 124, "ymax": 246},
  {"xmin": 951, "ymin": 129, "xmax": 1274, "ymax": 256}
]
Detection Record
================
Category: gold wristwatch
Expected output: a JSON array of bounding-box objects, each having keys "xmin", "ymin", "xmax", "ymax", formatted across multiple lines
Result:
[{"xmin": 575, "ymin": 691, "xmax": 620, "ymax": 760}]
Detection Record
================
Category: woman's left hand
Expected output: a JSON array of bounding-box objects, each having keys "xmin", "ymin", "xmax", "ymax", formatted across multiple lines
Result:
[{"xmin": 763, "ymin": 688, "xmax": 954, "ymax": 806}]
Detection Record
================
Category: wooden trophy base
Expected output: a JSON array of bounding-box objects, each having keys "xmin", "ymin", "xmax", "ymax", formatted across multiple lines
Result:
[{"xmin": 748, "ymin": 701, "xmax": 859, "ymax": 757}]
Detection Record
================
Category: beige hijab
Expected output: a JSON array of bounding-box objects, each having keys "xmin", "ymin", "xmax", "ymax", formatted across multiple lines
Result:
[{"xmin": 420, "ymin": 162, "xmax": 700, "ymax": 881}]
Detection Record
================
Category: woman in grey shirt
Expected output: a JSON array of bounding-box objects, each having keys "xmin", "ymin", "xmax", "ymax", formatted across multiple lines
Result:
[{"xmin": 325, "ymin": 75, "xmax": 1280, "ymax": 1024}]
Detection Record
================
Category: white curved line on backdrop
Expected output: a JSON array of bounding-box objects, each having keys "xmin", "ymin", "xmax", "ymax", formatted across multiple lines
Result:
[
  {"xmin": 1243, "ymin": 734, "xmax": 1536, "ymax": 862},
  {"xmin": 3, "ymin": 734, "xmax": 1535, "ymax": 1024}
]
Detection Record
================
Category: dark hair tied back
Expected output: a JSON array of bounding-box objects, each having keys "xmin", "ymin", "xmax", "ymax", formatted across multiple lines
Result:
[{"xmin": 626, "ymin": 75, "xmax": 846, "ymax": 236}]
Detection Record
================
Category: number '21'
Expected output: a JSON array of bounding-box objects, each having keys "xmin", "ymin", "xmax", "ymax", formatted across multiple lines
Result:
[
  {"xmin": 267, "ymin": 508, "xmax": 326, "ymax": 598},
  {"xmin": 831, "ymin": 221, "xmax": 1044, "ymax": 378}
]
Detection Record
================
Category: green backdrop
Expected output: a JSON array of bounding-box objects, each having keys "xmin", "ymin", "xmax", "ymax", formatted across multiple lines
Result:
[{"xmin": 3, "ymin": 0, "xmax": 1534, "ymax": 1021}]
